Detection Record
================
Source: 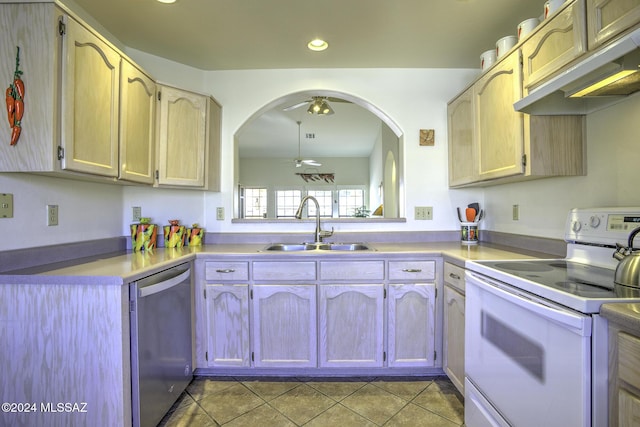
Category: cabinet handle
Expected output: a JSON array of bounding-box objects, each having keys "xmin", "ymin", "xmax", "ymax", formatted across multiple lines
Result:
[
  {"xmin": 402, "ymin": 268, "xmax": 422, "ymax": 273},
  {"xmin": 216, "ymin": 269, "xmax": 236, "ymax": 273},
  {"xmin": 448, "ymin": 273, "xmax": 461, "ymax": 280}
]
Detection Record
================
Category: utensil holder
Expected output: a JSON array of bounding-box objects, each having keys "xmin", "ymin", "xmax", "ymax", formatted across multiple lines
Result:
[{"xmin": 461, "ymin": 222, "xmax": 479, "ymax": 245}]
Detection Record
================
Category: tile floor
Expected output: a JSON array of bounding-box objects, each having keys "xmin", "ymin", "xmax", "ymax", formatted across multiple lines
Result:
[{"xmin": 158, "ymin": 376, "xmax": 464, "ymax": 427}]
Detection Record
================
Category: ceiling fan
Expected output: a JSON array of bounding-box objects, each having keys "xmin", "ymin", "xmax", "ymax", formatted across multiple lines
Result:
[
  {"xmin": 293, "ymin": 121, "xmax": 321, "ymax": 168},
  {"xmin": 283, "ymin": 96, "xmax": 349, "ymax": 115}
]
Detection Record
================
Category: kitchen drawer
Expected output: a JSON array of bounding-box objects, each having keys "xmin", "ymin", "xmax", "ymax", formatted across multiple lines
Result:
[
  {"xmin": 319, "ymin": 260, "xmax": 384, "ymax": 281},
  {"xmin": 388, "ymin": 261, "xmax": 436, "ymax": 281},
  {"xmin": 205, "ymin": 261, "xmax": 249, "ymax": 281},
  {"xmin": 444, "ymin": 262, "xmax": 465, "ymax": 293},
  {"xmin": 253, "ymin": 261, "xmax": 316, "ymax": 281},
  {"xmin": 618, "ymin": 331, "xmax": 640, "ymax": 390}
]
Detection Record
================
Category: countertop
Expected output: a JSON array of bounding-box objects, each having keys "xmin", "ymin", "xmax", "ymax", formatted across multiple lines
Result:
[
  {"xmin": 601, "ymin": 303, "xmax": 640, "ymax": 333},
  {"xmin": 0, "ymin": 241, "xmax": 552, "ymax": 285}
]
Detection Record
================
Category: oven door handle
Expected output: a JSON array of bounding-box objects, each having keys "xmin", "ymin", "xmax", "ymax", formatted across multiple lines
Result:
[{"xmin": 468, "ymin": 272, "xmax": 591, "ymax": 336}]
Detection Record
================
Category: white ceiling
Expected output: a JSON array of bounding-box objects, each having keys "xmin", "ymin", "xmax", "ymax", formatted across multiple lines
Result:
[
  {"xmin": 67, "ymin": 0, "xmax": 545, "ymax": 159},
  {"xmin": 69, "ymin": 0, "xmax": 543, "ymax": 71}
]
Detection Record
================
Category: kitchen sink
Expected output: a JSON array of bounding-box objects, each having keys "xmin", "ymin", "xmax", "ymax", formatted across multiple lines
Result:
[
  {"xmin": 325, "ymin": 243, "xmax": 372, "ymax": 251},
  {"xmin": 262, "ymin": 242, "xmax": 373, "ymax": 252}
]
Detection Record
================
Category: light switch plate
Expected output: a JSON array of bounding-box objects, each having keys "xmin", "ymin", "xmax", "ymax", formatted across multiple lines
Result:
[
  {"xmin": 414, "ymin": 206, "xmax": 433, "ymax": 220},
  {"xmin": 216, "ymin": 207, "xmax": 224, "ymax": 221},
  {"xmin": 0, "ymin": 193, "xmax": 13, "ymax": 218}
]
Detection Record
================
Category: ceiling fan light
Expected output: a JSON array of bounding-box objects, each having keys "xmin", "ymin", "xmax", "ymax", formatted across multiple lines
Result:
[
  {"xmin": 308, "ymin": 39, "xmax": 328, "ymax": 51},
  {"xmin": 307, "ymin": 98, "xmax": 334, "ymax": 115},
  {"xmin": 307, "ymin": 101, "xmax": 321, "ymax": 114},
  {"xmin": 319, "ymin": 100, "xmax": 334, "ymax": 115}
]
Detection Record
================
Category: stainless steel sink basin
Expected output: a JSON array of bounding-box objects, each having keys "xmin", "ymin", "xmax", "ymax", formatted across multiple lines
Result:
[
  {"xmin": 263, "ymin": 243, "xmax": 329, "ymax": 251},
  {"xmin": 325, "ymin": 243, "xmax": 371, "ymax": 251},
  {"xmin": 262, "ymin": 242, "xmax": 373, "ymax": 252}
]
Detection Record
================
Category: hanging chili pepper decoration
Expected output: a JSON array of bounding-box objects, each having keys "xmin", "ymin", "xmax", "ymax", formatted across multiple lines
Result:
[{"xmin": 6, "ymin": 46, "xmax": 24, "ymax": 146}]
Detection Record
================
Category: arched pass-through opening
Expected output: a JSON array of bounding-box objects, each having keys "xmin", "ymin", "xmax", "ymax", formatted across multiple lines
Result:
[{"xmin": 233, "ymin": 89, "xmax": 405, "ymax": 221}]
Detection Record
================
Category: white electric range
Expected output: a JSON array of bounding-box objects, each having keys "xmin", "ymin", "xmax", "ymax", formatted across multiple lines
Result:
[{"xmin": 464, "ymin": 207, "xmax": 640, "ymax": 427}]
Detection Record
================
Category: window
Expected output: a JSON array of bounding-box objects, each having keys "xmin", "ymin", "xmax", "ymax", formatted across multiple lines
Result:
[
  {"xmin": 241, "ymin": 187, "xmax": 367, "ymax": 219},
  {"xmin": 338, "ymin": 189, "xmax": 365, "ymax": 217},
  {"xmin": 276, "ymin": 190, "xmax": 302, "ymax": 218},
  {"xmin": 306, "ymin": 190, "xmax": 333, "ymax": 217},
  {"xmin": 243, "ymin": 188, "xmax": 267, "ymax": 218}
]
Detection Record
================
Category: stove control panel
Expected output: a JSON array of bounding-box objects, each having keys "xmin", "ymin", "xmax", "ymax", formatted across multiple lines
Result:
[{"xmin": 565, "ymin": 207, "xmax": 640, "ymax": 246}]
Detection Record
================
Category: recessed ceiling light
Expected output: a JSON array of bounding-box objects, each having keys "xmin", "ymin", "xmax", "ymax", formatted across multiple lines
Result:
[
  {"xmin": 308, "ymin": 39, "xmax": 328, "ymax": 52},
  {"xmin": 157, "ymin": 0, "xmax": 176, "ymax": 3}
]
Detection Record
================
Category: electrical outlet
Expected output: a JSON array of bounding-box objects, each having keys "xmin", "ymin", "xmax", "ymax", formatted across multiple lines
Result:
[
  {"xmin": 132, "ymin": 206, "xmax": 142, "ymax": 222},
  {"xmin": 0, "ymin": 193, "xmax": 13, "ymax": 218},
  {"xmin": 47, "ymin": 204, "xmax": 58, "ymax": 226},
  {"xmin": 216, "ymin": 207, "xmax": 224, "ymax": 221},
  {"xmin": 513, "ymin": 204, "xmax": 519, "ymax": 221},
  {"xmin": 414, "ymin": 206, "xmax": 433, "ymax": 220}
]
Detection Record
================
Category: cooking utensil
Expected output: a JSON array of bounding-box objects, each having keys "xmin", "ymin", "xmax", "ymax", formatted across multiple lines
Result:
[
  {"xmin": 613, "ymin": 226, "xmax": 640, "ymax": 288},
  {"xmin": 466, "ymin": 207, "xmax": 476, "ymax": 222},
  {"xmin": 468, "ymin": 202, "xmax": 480, "ymax": 212},
  {"xmin": 457, "ymin": 207, "xmax": 463, "ymax": 222},
  {"xmin": 477, "ymin": 209, "xmax": 484, "ymax": 222}
]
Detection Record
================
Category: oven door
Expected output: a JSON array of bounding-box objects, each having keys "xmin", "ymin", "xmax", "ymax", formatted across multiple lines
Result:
[{"xmin": 465, "ymin": 271, "xmax": 592, "ymax": 427}]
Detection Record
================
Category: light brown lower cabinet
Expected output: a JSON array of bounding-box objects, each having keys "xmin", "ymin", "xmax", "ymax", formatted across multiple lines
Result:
[
  {"xmin": 443, "ymin": 262, "xmax": 465, "ymax": 394},
  {"xmin": 610, "ymin": 330, "xmax": 640, "ymax": 426},
  {"xmin": 197, "ymin": 257, "xmax": 442, "ymax": 373},
  {"xmin": 252, "ymin": 284, "xmax": 317, "ymax": 368}
]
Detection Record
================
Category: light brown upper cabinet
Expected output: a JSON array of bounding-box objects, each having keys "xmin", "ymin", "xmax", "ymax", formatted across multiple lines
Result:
[
  {"xmin": 474, "ymin": 50, "xmax": 526, "ymax": 182},
  {"xmin": 0, "ymin": 2, "xmax": 221, "ymax": 191},
  {"xmin": 521, "ymin": 0, "xmax": 587, "ymax": 96},
  {"xmin": 119, "ymin": 59, "xmax": 156, "ymax": 184},
  {"xmin": 59, "ymin": 15, "xmax": 121, "ymax": 177},
  {"xmin": 0, "ymin": 3, "xmax": 126, "ymax": 177},
  {"xmin": 447, "ymin": 49, "xmax": 585, "ymax": 187},
  {"xmin": 0, "ymin": 3, "xmax": 156, "ymax": 185},
  {"xmin": 156, "ymin": 85, "xmax": 221, "ymax": 190},
  {"xmin": 588, "ymin": 0, "xmax": 640, "ymax": 50},
  {"xmin": 447, "ymin": 88, "xmax": 476, "ymax": 187}
]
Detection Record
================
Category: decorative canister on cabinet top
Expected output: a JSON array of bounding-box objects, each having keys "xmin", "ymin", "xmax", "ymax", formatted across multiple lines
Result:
[
  {"xmin": 131, "ymin": 218, "xmax": 157, "ymax": 252},
  {"xmin": 186, "ymin": 224, "xmax": 204, "ymax": 246},
  {"xmin": 164, "ymin": 219, "xmax": 186, "ymax": 248}
]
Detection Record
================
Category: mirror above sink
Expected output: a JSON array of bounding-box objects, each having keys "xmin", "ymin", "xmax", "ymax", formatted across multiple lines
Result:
[{"xmin": 234, "ymin": 90, "xmax": 404, "ymax": 221}]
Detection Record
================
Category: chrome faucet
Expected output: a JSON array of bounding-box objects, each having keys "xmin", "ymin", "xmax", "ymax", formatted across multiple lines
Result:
[{"xmin": 295, "ymin": 195, "xmax": 334, "ymax": 243}]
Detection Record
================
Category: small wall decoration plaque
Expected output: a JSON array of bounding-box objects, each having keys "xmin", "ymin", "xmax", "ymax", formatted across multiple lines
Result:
[{"xmin": 419, "ymin": 129, "xmax": 434, "ymax": 146}]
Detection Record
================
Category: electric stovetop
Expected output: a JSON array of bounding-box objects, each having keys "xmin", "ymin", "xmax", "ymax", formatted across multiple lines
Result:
[{"xmin": 477, "ymin": 259, "xmax": 638, "ymax": 299}]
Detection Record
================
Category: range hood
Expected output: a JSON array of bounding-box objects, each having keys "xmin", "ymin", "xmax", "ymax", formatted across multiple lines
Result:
[{"xmin": 515, "ymin": 29, "xmax": 640, "ymax": 115}]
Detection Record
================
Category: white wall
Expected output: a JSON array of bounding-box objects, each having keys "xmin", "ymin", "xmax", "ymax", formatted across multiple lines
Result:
[{"xmin": 0, "ymin": 174, "xmax": 122, "ymax": 250}]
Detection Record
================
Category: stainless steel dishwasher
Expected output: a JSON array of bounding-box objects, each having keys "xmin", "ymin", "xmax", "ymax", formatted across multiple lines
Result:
[{"xmin": 129, "ymin": 262, "xmax": 193, "ymax": 427}]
